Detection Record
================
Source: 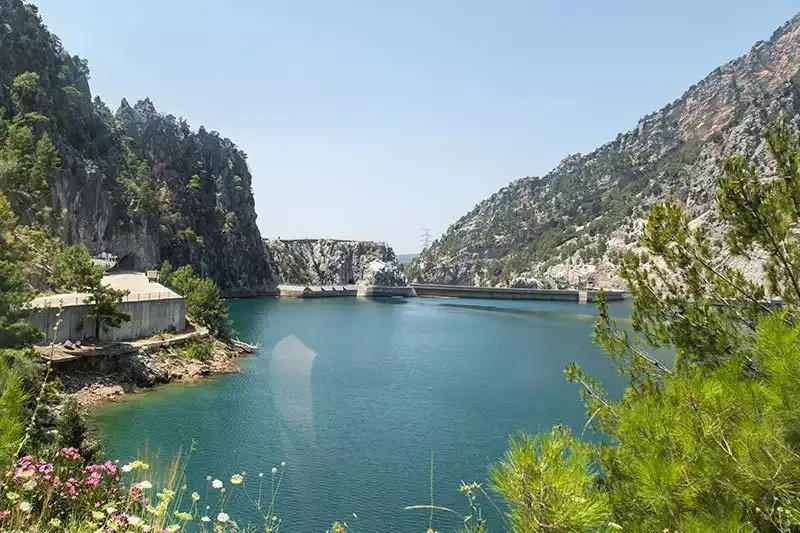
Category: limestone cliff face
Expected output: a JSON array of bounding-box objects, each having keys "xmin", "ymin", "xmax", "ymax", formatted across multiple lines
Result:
[
  {"xmin": 409, "ymin": 15, "xmax": 800, "ymax": 289},
  {"xmin": 0, "ymin": 0, "xmax": 277, "ymax": 294},
  {"xmin": 265, "ymin": 239, "xmax": 408, "ymax": 286}
]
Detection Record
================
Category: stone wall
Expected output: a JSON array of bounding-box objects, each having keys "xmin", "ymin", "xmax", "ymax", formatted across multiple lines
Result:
[{"xmin": 29, "ymin": 298, "xmax": 186, "ymax": 345}]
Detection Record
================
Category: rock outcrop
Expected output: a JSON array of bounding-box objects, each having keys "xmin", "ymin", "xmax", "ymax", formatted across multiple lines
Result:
[
  {"xmin": 409, "ymin": 15, "xmax": 800, "ymax": 289},
  {"xmin": 265, "ymin": 239, "xmax": 408, "ymax": 286},
  {"xmin": 0, "ymin": 1, "xmax": 277, "ymax": 294}
]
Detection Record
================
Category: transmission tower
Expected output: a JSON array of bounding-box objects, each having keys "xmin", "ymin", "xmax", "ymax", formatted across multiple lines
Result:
[{"xmin": 421, "ymin": 228, "xmax": 433, "ymax": 249}]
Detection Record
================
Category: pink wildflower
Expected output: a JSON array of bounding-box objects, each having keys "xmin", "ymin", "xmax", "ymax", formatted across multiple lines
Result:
[{"xmin": 60, "ymin": 447, "xmax": 81, "ymax": 460}]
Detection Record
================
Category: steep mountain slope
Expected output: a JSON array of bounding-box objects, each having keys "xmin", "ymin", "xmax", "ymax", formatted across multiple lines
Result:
[
  {"xmin": 265, "ymin": 239, "xmax": 408, "ymax": 286},
  {"xmin": 409, "ymin": 15, "xmax": 800, "ymax": 289},
  {"xmin": 0, "ymin": 1, "xmax": 276, "ymax": 294}
]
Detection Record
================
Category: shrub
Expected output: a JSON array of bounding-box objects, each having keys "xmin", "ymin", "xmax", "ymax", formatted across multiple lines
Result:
[
  {"xmin": 163, "ymin": 265, "xmax": 229, "ymax": 333},
  {"xmin": 56, "ymin": 397, "xmax": 103, "ymax": 462},
  {"xmin": 179, "ymin": 338, "xmax": 213, "ymax": 361}
]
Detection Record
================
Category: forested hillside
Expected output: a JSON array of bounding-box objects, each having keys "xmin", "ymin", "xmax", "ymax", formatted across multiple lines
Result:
[
  {"xmin": 0, "ymin": 0, "xmax": 276, "ymax": 294},
  {"xmin": 409, "ymin": 14, "xmax": 800, "ymax": 289}
]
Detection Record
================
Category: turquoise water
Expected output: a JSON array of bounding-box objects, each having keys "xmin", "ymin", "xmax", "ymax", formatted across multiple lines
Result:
[{"xmin": 92, "ymin": 297, "xmax": 633, "ymax": 531}]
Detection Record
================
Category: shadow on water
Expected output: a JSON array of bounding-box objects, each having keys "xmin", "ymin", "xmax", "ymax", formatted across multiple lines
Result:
[
  {"xmin": 433, "ymin": 301, "xmax": 606, "ymax": 323},
  {"xmin": 370, "ymin": 297, "xmax": 409, "ymax": 305}
]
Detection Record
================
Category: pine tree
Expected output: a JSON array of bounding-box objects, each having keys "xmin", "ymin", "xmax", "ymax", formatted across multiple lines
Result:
[{"xmin": 491, "ymin": 119, "xmax": 800, "ymax": 532}]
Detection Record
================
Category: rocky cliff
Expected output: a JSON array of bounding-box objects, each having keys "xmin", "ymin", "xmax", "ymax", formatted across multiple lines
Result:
[
  {"xmin": 409, "ymin": 15, "xmax": 800, "ymax": 289},
  {"xmin": 0, "ymin": 1, "xmax": 276, "ymax": 294},
  {"xmin": 265, "ymin": 239, "xmax": 408, "ymax": 286}
]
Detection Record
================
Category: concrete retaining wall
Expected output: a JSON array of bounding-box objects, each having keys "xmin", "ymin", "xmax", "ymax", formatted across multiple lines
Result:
[{"xmin": 29, "ymin": 298, "xmax": 186, "ymax": 345}]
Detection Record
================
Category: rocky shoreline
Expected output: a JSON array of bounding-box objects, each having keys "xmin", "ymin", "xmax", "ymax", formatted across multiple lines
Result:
[{"xmin": 55, "ymin": 337, "xmax": 250, "ymax": 408}]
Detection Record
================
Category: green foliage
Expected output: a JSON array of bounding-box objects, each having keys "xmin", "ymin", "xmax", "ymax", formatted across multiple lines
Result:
[
  {"xmin": 48, "ymin": 244, "xmax": 100, "ymax": 292},
  {"xmin": 491, "ymin": 429, "xmax": 612, "ymax": 532},
  {"xmin": 157, "ymin": 259, "xmax": 173, "ymax": 284},
  {"xmin": 0, "ymin": 112, "xmax": 59, "ymax": 225},
  {"xmin": 11, "ymin": 72, "xmax": 40, "ymax": 111},
  {"xmin": 178, "ymin": 338, "xmax": 213, "ymax": 361},
  {"xmin": 84, "ymin": 282, "xmax": 130, "ymax": 339},
  {"xmin": 221, "ymin": 210, "xmax": 238, "ymax": 234},
  {"xmin": 186, "ymin": 174, "xmax": 201, "ymax": 191},
  {"xmin": 493, "ymin": 121, "xmax": 800, "ymax": 532},
  {"xmin": 0, "ymin": 364, "xmax": 26, "ymax": 465},
  {"xmin": 177, "ymin": 227, "xmax": 203, "ymax": 245},
  {"xmin": 162, "ymin": 265, "xmax": 229, "ymax": 333},
  {"xmin": 0, "ymin": 192, "xmax": 41, "ymax": 349},
  {"xmin": 118, "ymin": 151, "xmax": 158, "ymax": 221},
  {"xmin": 56, "ymin": 396, "xmax": 103, "ymax": 462},
  {"xmin": 45, "ymin": 243, "xmax": 130, "ymax": 339}
]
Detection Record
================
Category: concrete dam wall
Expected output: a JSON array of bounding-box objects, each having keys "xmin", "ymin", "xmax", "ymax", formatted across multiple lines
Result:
[{"xmin": 411, "ymin": 284, "xmax": 625, "ymax": 303}]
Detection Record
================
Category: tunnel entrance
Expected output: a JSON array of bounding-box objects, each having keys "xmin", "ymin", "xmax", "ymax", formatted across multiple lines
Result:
[{"xmin": 117, "ymin": 253, "xmax": 141, "ymax": 271}]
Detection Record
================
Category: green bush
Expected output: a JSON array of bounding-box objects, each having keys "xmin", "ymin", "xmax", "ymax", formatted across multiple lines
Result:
[
  {"xmin": 178, "ymin": 338, "xmax": 213, "ymax": 361},
  {"xmin": 162, "ymin": 264, "xmax": 229, "ymax": 333}
]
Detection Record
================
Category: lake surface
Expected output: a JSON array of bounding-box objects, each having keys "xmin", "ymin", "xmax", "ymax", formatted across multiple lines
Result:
[{"xmin": 93, "ymin": 297, "xmax": 633, "ymax": 531}]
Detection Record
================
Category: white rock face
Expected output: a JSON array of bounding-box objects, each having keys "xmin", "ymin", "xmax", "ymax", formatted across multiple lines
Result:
[{"xmin": 264, "ymin": 239, "xmax": 409, "ymax": 287}]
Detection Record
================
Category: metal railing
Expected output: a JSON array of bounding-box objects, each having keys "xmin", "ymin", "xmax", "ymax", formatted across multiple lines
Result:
[{"xmin": 34, "ymin": 292, "xmax": 181, "ymax": 308}]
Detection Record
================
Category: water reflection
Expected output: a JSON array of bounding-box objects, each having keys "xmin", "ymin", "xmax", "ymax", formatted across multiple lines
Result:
[
  {"xmin": 434, "ymin": 302, "xmax": 601, "ymax": 322},
  {"xmin": 269, "ymin": 334, "xmax": 317, "ymax": 438}
]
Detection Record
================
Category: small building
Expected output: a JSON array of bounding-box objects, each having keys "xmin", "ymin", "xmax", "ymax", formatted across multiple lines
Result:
[{"xmin": 28, "ymin": 273, "xmax": 186, "ymax": 345}]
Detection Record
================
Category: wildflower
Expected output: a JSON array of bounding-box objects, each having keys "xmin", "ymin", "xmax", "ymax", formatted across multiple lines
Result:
[
  {"xmin": 139, "ymin": 480, "xmax": 153, "ymax": 490},
  {"xmin": 206, "ymin": 475, "xmax": 212, "ymax": 481},
  {"xmin": 121, "ymin": 464, "xmax": 133, "ymax": 473},
  {"xmin": 128, "ymin": 516, "xmax": 141, "ymax": 526},
  {"xmin": 22, "ymin": 479, "xmax": 36, "ymax": 491},
  {"xmin": 191, "ymin": 491, "xmax": 200, "ymax": 502},
  {"xmin": 217, "ymin": 512, "xmax": 230, "ymax": 522},
  {"xmin": 230, "ymin": 473, "xmax": 243, "ymax": 485},
  {"xmin": 201, "ymin": 516, "xmax": 211, "ymax": 523},
  {"xmin": 5, "ymin": 492, "xmax": 19, "ymax": 502},
  {"xmin": 166, "ymin": 525, "xmax": 181, "ymax": 532},
  {"xmin": 281, "ymin": 461, "xmax": 286, "ymax": 467},
  {"xmin": 60, "ymin": 447, "xmax": 81, "ymax": 460},
  {"xmin": 212, "ymin": 479, "xmax": 223, "ymax": 489},
  {"xmin": 271, "ymin": 467, "xmax": 278, "ymax": 474},
  {"xmin": 15, "ymin": 469, "xmax": 34, "ymax": 480},
  {"xmin": 92, "ymin": 510, "xmax": 105, "ymax": 520},
  {"xmin": 49, "ymin": 518, "xmax": 62, "ymax": 528},
  {"xmin": 19, "ymin": 501, "xmax": 32, "ymax": 513},
  {"xmin": 259, "ymin": 472, "xmax": 264, "ymax": 478},
  {"xmin": 175, "ymin": 510, "xmax": 193, "ymax": 520},
  {"xmin": 106, "ymin": 507, "xmax": 117, "ymax": 514}
]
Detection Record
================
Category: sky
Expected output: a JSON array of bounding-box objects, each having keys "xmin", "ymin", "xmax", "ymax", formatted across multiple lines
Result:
[{"xmin": 34, "ymin": 0, "xmax": 799, "ymax": 253}]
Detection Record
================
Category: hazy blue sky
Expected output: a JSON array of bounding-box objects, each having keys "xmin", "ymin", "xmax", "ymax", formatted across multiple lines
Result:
[{"xmin": 35, "ymin": 0, "xmax": 798, "ymax": 253}]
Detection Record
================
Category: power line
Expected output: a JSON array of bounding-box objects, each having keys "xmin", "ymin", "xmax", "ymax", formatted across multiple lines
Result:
[{"xmin": 420, "ymin": 228, "xmax": 433, "ymax": 249}]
